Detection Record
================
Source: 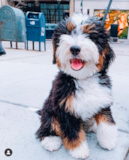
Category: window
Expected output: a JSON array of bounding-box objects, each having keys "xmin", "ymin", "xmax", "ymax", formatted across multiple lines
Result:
[{"xmin": 40, "ymin": 3, "xmax": 69, "ymax": 23}]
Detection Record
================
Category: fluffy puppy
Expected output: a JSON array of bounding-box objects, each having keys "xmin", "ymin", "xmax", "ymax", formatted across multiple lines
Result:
[{"xmin": 36, "ymin": 14, "xmax": 117, "ymax": 159}]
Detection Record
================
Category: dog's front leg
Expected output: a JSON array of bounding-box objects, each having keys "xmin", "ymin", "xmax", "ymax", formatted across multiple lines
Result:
[
  {"xmin": 58, "ymin": 107, "xmax": 89, "ymax": 159},
  {"xmin": 62, "ymin": 129, "xmax": 89, "ymax": 159},
  {"xmin": 95, "ymin": 107, "xmax": 117, "ymax": 150}
]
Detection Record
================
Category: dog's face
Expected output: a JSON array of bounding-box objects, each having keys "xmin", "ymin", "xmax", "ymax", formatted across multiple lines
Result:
[{"xmin": 53, "ymin": 14, "xmax": 114, "ymax": 79}]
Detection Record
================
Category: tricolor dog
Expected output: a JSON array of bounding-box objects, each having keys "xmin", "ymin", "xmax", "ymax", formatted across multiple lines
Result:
[{"xmin": 36, "ymin": 14, "xmax": 117, "ymax": 159}]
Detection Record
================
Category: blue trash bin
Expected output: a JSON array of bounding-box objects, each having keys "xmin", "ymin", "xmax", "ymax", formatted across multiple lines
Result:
[
  {"xmin": 46, "ymin": 23, "xmax": 57, "ymax": 39},
  {"xmin": 26, "ymin": 12, "xmax": 46, "ymax": 51}
]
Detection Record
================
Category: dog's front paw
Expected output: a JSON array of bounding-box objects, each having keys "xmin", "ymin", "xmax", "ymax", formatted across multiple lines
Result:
[
  {"xmin": 69, "ymin": 141, "xmax": 90, "ymax": 159},
  {"xmin": 41, "ymin": 136, "xmax": 62, "ymax": 151},
  {"xmin": 97, "ymin": 122, "xmax": 117, "ymax": 150}
]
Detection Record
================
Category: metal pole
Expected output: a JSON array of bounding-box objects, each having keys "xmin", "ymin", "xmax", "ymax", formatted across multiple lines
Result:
[
  {"xmin": 58, "ymin": 1, "xmax": 60, "ymax": 22},
  {"xmin": 27, "ymin": 41, "xmax": 28, "ymax": 50},
  {"xmin": 102, "ymin": 0, "xmax": 113, "ymax": 25},
  {"xmin": 81, "ymin": 0, "xmax": 83, "ymax": 13},
  {"xmin": 44, "ymin": 42, "xmax": 46, "ymax": 51},
  {"xmin": 33, "ymin": 41, "xmax": 34, "ymax": 50},
  {"xmin": 127, "ymin": 27, "xmax": 129, "ymax": 40},
  {"xmin": 16, "ymin": 42, "xmax": 18, "ymax": 49},
  {"xmin": 10, "ymin": 41, "xmax": 12, "ymax": 48}
]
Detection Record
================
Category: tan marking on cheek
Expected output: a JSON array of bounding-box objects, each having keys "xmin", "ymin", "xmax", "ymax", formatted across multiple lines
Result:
[
  {"xmin": 66, "ymin": 50, "xmax": 71, "ymax": 56},
  {"xmin": 82, "ymin": 23, "xmax": 97, "ymax": 34},
  {"xmin": 63, "ymin": 128, "xmax": 86, "ymax": 150},
  {"xmin": 66, "ymin": 21, "xmax": 76, "ymax": 32},
  {"xmin": 51, "ymin": 118, "xmax": 62, "ymax": 137},
  {"xmin": 55, "ymin": 55, "xmax": 62, "ymax": 68}
]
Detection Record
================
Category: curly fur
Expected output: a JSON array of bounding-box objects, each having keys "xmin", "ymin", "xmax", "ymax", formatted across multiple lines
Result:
[{"xmin": 36, "ymin": 14, "xmax": 117, "ymax": 159}]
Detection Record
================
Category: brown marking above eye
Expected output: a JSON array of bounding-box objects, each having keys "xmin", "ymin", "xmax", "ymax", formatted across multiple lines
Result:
[
  {"xmin": 66, "ymin": 21, "xmax": 76, "ymax": 32},
  {"xmin": 82, "ymin": 23, "xmax": 98, "ymax": 34},
  {"xmin": 55, "ymin": 55, "xmax": 62, "ymax": 68}
]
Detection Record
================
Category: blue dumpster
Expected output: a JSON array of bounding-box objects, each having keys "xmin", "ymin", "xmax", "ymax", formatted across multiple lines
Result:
[
  {"xmin": 0, "ymin": 5, "xmax": 26, "ymax": 48},
  {"xmin": 26, "ymin": 12, "xmax": 46, "ymax": 51},
  {"xmin": 0, "ymin": 42, "xmax": 6, "ymax": 55}
]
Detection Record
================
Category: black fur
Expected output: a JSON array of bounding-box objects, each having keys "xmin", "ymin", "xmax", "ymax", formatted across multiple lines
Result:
[
  {"xmin": 58, "ymin": 104, "xmax": 82, "ymax": 140},
  {"xmin": 36, "ymin": 70, "xmax": 115, "ymax": 141},
  {"xmin": 52, "ymin": 19, "xmax": 70, "ymax": 64},
  {"xmin": 99, "ymin": 74, "xmax": 112, "ymax": 89},
  {"xmin": 36, "ymin": 71, "xmax": 81, "ymax": 141},
  {"xmin": 87, "ymin": 21, "xmax": 115, "ymax": 74},
  {"xmin": 36, "ymin": 16, "xmax": 116, "ymax": 146}
]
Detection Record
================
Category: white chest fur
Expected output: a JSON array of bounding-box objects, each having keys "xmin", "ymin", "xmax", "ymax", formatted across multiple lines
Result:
[{"xmin": 72, "ymin": 75, "xmax": 113, "ymax": 121}]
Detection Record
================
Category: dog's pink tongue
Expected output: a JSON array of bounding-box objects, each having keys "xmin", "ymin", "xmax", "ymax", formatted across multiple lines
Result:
[{"xmin": 71, "ymin": 58, "xmax": 83, "ymax": 70}]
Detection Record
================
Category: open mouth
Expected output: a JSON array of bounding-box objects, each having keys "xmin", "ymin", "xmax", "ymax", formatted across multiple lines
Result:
[{"xmin": 70, "ymin": 58, "xmax": 85, "ymax": 71}]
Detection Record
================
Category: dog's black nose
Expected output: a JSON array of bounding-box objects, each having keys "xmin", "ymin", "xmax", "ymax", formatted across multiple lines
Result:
[{"xmin": 70, "ymin": 45, "xmax": 81, "ymax": 56}]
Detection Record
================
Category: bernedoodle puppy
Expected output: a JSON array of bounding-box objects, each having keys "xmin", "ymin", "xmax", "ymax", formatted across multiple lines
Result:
[{"xmin": 36, "ymin": 14, "xmax": 117, "ymax": 159}]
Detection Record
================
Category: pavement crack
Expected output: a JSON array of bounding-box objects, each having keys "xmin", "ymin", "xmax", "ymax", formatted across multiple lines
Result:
[
  {"xmin": 118, "ymin": 129, "xmax": 129, "ymax": 134},
  {"xmin": 124, "ymin": 148, "xmax": 129, "ymax": 160},
  {"xmin": 0, "ymin": 99, "xmax": 31, "ymax": 108}
]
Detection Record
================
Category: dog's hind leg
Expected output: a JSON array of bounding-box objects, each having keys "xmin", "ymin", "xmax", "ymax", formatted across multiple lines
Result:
[
  {"xmin": 83, "ymin": 118, "xmax": 97, "ymax": 133},
  {"xmin": 94, "ymin": 107, "xmax": 117, "ymax": 150}
]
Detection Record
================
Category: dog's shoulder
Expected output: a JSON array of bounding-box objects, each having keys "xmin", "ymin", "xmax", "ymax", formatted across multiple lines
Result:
[
  {"xmin": 98, "ymin": 73, "xmax": 112, "ymax": 89},
  {"xmin": 52, "ymin": 71, "xmax": 76, "ymax": 91},
  {"xmin": 51, "ymin": 71, "xmax": 76, "ymax": 106}
]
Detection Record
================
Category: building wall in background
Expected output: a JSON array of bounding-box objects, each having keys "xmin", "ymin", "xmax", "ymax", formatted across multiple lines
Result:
[
  {"xmin": 75, "ymin": 0, "xmax": 129, "ymax": 16},
  {"xmin": 13, "ymin": 0, "xmax": 74, "ymax": 23},
  {"xmin": 70, "ymin": 0, "xmax": 75, "ymax": 16},
  {"xmin": 1, "ymin": 0, "xmax": 8, "ymax": 6},
  {"xmin": 75, "ymin": 0, "xmax": 129, "ymax": 39}
]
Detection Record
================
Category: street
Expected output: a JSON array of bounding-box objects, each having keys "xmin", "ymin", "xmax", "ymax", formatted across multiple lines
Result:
[{"xmin": 0, "ymin": 40, "xmax": 129, "ymax": 160}]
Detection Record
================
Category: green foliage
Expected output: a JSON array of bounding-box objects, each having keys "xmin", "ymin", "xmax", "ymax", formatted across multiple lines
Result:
[{"xmin": 118, "ymin": 27, "xmax": 128, "ymax": 39}]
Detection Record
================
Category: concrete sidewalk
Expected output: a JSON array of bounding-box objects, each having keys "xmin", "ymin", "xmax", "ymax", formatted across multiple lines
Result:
[
  {"xmin": 0, "ymin": 102, "xmax": 129, "ymax": 160},
  {"xmin": 0, "ymin": 42, "xmax": 129, "ymax": 160}
]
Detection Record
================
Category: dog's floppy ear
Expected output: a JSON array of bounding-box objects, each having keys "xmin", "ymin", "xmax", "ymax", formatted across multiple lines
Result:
[
  {"xmin": 87, "ymin": 21, "xmax": 115, "ymax": 73},
  {"xmin": 52, "ymin": 19, "xmax": 68, "ymax": 64},
  {"xmin": 52, "ymin": 43, "xmax": 56, "ymax": 64},
  {"xmin": 97, "ymin": 43, "xmax": 115, "ymax": 74},
  {"xmin": 102, "ymin": 44, "xmax": 115, "ymax": 73},
  {"xmin": 52, "ymin": 18, "xmax": 75, "ymax": 65}
]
